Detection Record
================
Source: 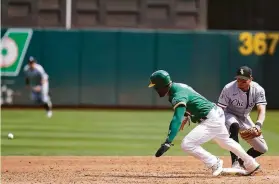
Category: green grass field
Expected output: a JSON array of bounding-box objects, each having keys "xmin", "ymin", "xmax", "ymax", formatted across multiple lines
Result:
[{"xmin": 1, "ymin": 109, "xmax": 279, "ymax": 156}]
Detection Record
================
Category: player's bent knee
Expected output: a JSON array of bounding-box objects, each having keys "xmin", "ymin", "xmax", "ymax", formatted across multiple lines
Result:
[
  {"xmin": 181, "ymin": 139, "xmax": 196, "ymax": 152},
  {"xmin": 229, "ymin": 123, "xmax": 239, "ymax": 136},
  {"xmin": 262, "ymin": 146, "xmax": 268, "ymax": 153},
  {"xmin": 257, "ymin": 145, "xmax": 268, "ymax": 154}
]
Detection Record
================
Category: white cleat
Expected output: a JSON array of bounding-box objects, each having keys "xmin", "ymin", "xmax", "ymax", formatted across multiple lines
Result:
[
  {"xmin": 212, "ymin": 158, "xmax": 223, "ymax": 176},
  {"xmin": 47, "ymin": 111, "xmax": 53, "ymax": 118},
  {"xmin": 222, "ymin": 167, "xmax": 247, "ymax": 176},
  {"xmin": 244, "ymin": 159, "xmax": 260, "ymax": 176},
  {"xmin": 232, "ymin": 160, "xmax": 246, "ymax": 170},
  {"xmin": 232, "ymin": 161, "xmax": 241, "ymax": 169}
]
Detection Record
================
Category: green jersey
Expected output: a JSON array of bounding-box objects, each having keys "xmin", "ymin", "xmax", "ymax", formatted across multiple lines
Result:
[{"xmin": 168, "ymin": 83, "xmax": 215, "ymax": 122}]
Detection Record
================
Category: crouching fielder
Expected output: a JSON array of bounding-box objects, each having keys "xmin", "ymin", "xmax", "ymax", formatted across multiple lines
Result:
[
  {"xmin": 24, "ymin": 56, "xmax": 53, "ymax": 118},
  {"xmin": 218, "ymin": 66, "xmax": 268, "ymax": 169}
]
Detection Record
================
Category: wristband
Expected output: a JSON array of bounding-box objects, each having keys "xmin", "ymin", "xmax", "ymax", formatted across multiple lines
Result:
[{"xmin": 255, "ymin": 122, "xmax": 262, "ymax": 128}]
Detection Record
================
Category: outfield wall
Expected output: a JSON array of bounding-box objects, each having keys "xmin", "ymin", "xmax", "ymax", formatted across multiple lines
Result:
[{"xmin": 1, "ymin": 29, "xmax": 279, "ymax": 108}]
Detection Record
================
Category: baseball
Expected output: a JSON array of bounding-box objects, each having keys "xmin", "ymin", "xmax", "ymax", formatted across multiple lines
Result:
[{"xmin": 8, "ymin": 133, "xmax": 14, "ymax": 139}]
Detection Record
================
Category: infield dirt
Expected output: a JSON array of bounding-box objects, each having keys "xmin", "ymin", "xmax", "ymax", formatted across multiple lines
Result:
[{"xmin": 2, "ymin": 156, "xmax": 279, "ymax": 184}]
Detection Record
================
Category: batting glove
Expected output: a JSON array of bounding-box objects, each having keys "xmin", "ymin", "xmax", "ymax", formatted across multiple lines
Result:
[{"xmin": 155, "ymin": 141, "xmax": 174, "ymax": 157}]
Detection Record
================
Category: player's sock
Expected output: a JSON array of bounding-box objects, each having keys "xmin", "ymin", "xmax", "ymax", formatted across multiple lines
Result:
[
  {"xmin": 230, "ymin": 149, "xmax": 239, "ymax": 164},
  {"xmin": 238, "ymin": 148, "xmax": 263, "ymax": 167},
  {"xmin": 229, "ymin": 123, "xmax": 240, "ymax": 164},
  {"xmin": 43, "ymin": 101, "xmax": 52, "ymax": 111},
  {"xmin": 43, "ymin": 103, "xmax": 50, "ymax": 111},
  {"xmin": 247, "ymin": 148, "xmax": 263, "ymax": 158}
]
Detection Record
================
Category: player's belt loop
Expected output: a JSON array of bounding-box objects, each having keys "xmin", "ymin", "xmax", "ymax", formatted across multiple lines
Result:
[{"xmin": 198, "ymin": 117, "xmax": 208, "ymax": 123}]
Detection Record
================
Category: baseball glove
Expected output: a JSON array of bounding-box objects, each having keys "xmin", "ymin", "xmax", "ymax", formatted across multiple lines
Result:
[{"xmin": 240, "ymin": 127, "xmax": 262, "ymax": 140}]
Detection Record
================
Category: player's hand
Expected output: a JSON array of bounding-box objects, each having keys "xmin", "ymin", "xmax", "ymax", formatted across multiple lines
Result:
[
  {"xmin": 155, "ymin": 141, "xmax": 174, "ymax": 157},
  {"xmin": 255, "ymin": 122, "xmax": 262, "ymax": 130},
  {"xmin": 255, "ymin": 125, "xmax": 261, "ymax": 131},
  {"xmin": 180, "ymin": 116, "xmax": 190, "ymax": 131},
  {"xmin": 33, "ymin": 86, "xmax": 41, "ymax": 92}
]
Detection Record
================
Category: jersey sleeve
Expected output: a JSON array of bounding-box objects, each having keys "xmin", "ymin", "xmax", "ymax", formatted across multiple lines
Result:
[
  {"xmin": 171, "ymin": 96, "xmax": 188, "ymax": 110},
  {"xmin": 36, "ymin": 65, "xmax": 48, "ymax": 80},
  {"xmin": 166, "ymin": 106, "xmax": 185, "ymax": 143},
  {"xmin": 255, "ymin": 87, "xmax": 267, "ymax": 105},
  {"xmin": 23, "ymin": 65, "xmax": 29, "ymax": 76},
  {"xmin": 23, "ymin": 65, "xmax": 29, "ymax": 84},
  {"xmin": 217, "ymin": 87, "xmax": 229, "ymax": 108}
]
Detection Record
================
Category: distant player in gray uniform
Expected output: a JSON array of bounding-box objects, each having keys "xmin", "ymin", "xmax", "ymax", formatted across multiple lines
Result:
[
  {"xmin": 24, "ymin": 56, "xmax": 53, "ymax": 118},
  {"xmin": 218, "ymin": 66, "xmax": 268, "ymax": 168}
]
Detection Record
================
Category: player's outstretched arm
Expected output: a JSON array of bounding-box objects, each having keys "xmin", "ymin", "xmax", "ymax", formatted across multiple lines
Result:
[
  {"xmin": 25, "ymin": 78, "xmax": 29, "ymax": 85},
  {"xmin": 255, "ymin": 104, "xmax": 266, "ymax": 129},
  {"xmin": 255, "ymin": 87, "xmax": 267, "ymax": 129},
  {"xmin": 23, "ymin": 65, "xmax": 30, "ymax": 88},
  {"xmin": 155, "ymin": 105, "xmax": 186, "ymax": 157}
]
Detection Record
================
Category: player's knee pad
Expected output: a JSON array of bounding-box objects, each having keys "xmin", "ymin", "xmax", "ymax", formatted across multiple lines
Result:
[
  {"xmin": 263, "ymin": 145, "xmax": 268, "ymax": 153},
  {"xmin": 229, "ymin": 123, "xmax": 239, "ymax": 136},
  {"xmin": 255, "ymin": 144, "xmax": 268, "ymax": 154}
]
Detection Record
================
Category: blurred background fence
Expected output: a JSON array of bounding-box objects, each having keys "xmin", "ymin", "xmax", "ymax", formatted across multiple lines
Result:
[{"xmin": 1, "ymin": 0, "xmax": 279, "ymax": 108}]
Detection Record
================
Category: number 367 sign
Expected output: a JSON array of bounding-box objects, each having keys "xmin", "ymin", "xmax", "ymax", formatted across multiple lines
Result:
[{"xmin": 238, "ymin": 32, "xmax": 279, "ymax": 56}]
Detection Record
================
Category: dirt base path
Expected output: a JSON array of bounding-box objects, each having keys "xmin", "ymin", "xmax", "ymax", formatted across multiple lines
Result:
[{"xmin": 2, "ymin": 156, "xmax": 279, "ymax": 184}]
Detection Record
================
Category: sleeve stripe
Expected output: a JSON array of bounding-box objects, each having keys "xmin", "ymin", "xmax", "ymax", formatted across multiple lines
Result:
[
  {"xmin": 256, "ymin": 102, "xmax": 267, "ymax": 105},
  {"xmin": 217, "ymin": 102, "xmax": 227, "ymax": 108},
  {"xmin": 173, "ymin": 102, "xmax": 186, "ymax": 109}
]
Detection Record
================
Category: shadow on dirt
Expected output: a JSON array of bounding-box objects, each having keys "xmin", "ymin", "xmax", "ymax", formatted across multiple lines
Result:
[{"xmin": 84, "ymin": 172, "xmax": 243, "ymax": 179}]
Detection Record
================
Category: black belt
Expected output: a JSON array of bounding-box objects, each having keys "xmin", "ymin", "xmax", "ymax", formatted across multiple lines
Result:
[
  {"xmin": 200, "ymin": 117, "xmax": 208, "ymax": 121},
  {"xmin": 184, "ymin": 113, "xmax": 208, "ymax": 123},
  {"xmin": 198, "ymin": 116, "xmax": 208, "ymax": 123}
]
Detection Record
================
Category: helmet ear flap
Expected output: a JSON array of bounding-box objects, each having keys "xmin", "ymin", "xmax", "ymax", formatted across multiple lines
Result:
[{"xmin": 155, "ymin": 86, "xmax": 169, "ymax": 97}]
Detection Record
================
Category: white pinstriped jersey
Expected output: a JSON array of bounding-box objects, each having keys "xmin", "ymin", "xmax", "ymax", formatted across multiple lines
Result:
[
  {"xmin": 23, "ymin": 63, "xmax": 48, "ymax": 87},
  {"xmin": 218, "ymin": 81, "xmax": 267, "ymax": 117}
]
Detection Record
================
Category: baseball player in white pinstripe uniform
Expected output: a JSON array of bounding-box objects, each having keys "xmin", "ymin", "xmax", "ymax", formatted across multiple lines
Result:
[
  {"xmin": 218, "ymin": 66, "xmax": 268, "ymax": 169},
  {"xmin": 24, "ymin": 56, "xmax": 53, "ymax": 118}
]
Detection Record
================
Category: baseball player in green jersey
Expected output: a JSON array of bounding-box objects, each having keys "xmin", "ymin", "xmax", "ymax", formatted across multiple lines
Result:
[{"xmin": 148, "ymin": 70, "xmax": 260, "ymax": 176}]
